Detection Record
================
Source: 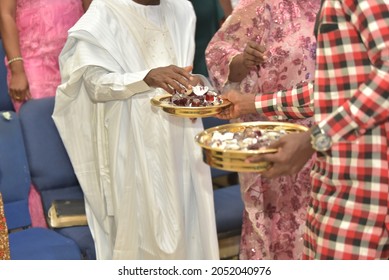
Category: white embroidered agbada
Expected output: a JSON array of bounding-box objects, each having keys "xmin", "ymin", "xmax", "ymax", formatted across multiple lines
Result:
[{"xmin": 52, "ymin": 0, "xmax": 219, "ymax": 260}]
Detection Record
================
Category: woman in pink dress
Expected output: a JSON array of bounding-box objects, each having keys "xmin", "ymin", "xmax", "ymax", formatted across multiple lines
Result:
[
  {"xmin": 206, "ymin": 0, "xmax": 320, "ymax": 259},
  {"xmin": 0, "ymin": 0, "xmax": 91, "ymax": 227}
]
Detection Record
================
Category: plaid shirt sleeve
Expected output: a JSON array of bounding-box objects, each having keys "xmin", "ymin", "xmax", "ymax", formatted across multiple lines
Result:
[
  {"xmin": 254, "ymin": 81, "xmax": 314, "ymax": 120},
  {"xmin": 319, "ymin": 0, "xmax": 389, "ymax": 142}
]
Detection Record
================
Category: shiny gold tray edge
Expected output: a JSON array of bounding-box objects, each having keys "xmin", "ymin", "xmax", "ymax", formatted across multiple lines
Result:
[
  {"xmin": 195, "ymin": 121, "xmax": 308, "ymax": 155},
  {"xmin": 196, "ymin": 121, "xmax": 308, "ymax": 172},
  {"xmin": 150, "ymin": 94, "xmax": 231, "ymax": 117}
]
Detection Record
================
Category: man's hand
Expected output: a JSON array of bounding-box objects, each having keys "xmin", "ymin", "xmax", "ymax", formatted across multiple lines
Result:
[
  {"xmin": 215, "ymin": 89, "xmax": 257, "ymax": 119},
  {"xmin": 144, "ymin": 65, "xmax": 196, "ymax": 94},
  {"xmin": 247, "ymin": 131, "xmax": 315, "ymax": 179}
]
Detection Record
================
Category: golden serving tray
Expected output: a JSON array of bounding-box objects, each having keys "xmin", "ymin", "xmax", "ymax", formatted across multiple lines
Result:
[
  {"xmin": 150, "ymin": 94, "xmax": 231, "ymax": 118},
  {"xmin": 195, "ymin": 121, "xmax": 309, "ymax": 172}
]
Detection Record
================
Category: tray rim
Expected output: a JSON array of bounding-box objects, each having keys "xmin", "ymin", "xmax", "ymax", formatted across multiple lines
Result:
[
  {"xmin": 150, "ymin": 93, "xmax": 232, "ymax": 117},
  {"xmin": 195, "ymin": 121, "xmax": 309, "ymax": 155}
]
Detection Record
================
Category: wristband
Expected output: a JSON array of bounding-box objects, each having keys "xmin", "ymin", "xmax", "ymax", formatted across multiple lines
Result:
[{"xmin": 7, "ymin": 56, "xmax": 23, "ymax": 65}]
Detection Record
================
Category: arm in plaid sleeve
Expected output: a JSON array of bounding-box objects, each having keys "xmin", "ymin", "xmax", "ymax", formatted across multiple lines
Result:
[
  {"xmin": 254, "ymin": 81, "xmax": 314, "ymax": 119},
  {"xmin": 319, "ymin": 0, "xmax": 389, "ymax": 142}
]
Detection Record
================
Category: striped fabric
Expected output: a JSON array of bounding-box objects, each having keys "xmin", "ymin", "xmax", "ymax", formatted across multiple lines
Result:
[{"xmin": 255, "ymin": 0, "xmax": 389, "ymax": 259}]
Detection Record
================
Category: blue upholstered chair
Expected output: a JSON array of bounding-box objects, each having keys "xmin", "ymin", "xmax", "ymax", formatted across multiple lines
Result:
[
  {"xmin": 0, "ymin": 110, "xmax": 82, "ymax": 260},
  {"xmin": 213, "ymin": 185, "xmax": 243, "ymax": 239},
  {"xmin": 0, "ymin": 40, "xmax": 14, "ymax": 112},
  {"xmin": 18, "ymin": 97, "xmax": 96, "ymax": 260}
]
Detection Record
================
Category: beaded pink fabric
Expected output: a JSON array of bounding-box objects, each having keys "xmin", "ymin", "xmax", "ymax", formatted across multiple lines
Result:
[{"xmin": 206, "ymin": 0, "xmax": 320, "ymax": 259}]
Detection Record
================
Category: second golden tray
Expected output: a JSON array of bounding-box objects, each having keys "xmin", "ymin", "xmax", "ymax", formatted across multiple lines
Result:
[
  {"xmin": 150, "ymin": 94, "xmax": 231, "ymax": 118},
  {"xmin": 195, "ymin": 121, "xmax": 309, "ymax": 173}
]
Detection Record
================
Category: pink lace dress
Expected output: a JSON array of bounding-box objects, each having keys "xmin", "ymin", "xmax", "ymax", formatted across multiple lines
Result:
[
  {"xmin": 7, "ymin": 0, "xmax": 84, "ymax": 227},
  {"xmin": 206, "ymin": 0, "xmax": 320, "ymax": 259}
]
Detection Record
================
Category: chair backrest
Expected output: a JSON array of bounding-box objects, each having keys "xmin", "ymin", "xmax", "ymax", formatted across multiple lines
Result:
[
  {"xmin": 18, "ymin": 97, "xmax": 84, "ymax": 214},
  {"xmin": 0, "ymin": 111, "xmax": 32, "ymax": 230},
  {"xmin": 0, "ymin": 114, "xmax": 83, "ymax": 260},
  {"xmin": 0, "ymin": 40, "xmax": 14, "ymax": 112}
]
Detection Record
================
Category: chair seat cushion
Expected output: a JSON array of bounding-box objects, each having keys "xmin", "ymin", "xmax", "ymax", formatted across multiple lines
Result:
[
  {"xmin": 9, "ymin": 227, "xmax": 82, "ymax": 260},
  {"xmin": 55, "ymin": 226, "xmax": 96, "ymax": 260}
]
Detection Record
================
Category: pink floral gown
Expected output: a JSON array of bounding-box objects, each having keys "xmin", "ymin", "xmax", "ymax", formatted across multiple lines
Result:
[
  {"xmin": 5, "ymin": 0, "xmax": 84, "ymax": 227},
  {"xmin": 206, "ymin": 0, "xmax": 320, "ymax": 259}
]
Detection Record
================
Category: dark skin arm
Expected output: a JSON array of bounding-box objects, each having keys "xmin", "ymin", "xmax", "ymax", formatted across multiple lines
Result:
[
  {"xmin": 82, "ymin": 0, "xmax": 93, "ymax": 11},
  {"xmin": 214, "ymin": 42, "xmax": 267, "ymax": 119},
  {"xmin": 0, "ymin": 0, "xmax": 30, "ymax": 103}
]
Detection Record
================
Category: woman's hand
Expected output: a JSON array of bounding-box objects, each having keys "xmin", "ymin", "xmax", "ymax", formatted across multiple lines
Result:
[
  {"xmin": 8, "ymin": 71, "xmax": 31, "ymax": 103},
  {"xmin": 242, "ymin": 41, "xmax": 267, "ymax": 69},
  {"xmin": 229, "ymin": 42, "xmax": 267, "ymax": 82}
]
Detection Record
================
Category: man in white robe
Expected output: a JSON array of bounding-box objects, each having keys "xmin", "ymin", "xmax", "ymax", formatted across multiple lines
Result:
[{"xmin": 52, "ymin": 0, "xmax": 219, "ymax": 260}]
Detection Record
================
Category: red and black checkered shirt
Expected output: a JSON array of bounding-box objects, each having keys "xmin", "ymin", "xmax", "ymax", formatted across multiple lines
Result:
[{"xmin": 255, "ymin": 0, "xmax": 389, "ymax": 259}]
